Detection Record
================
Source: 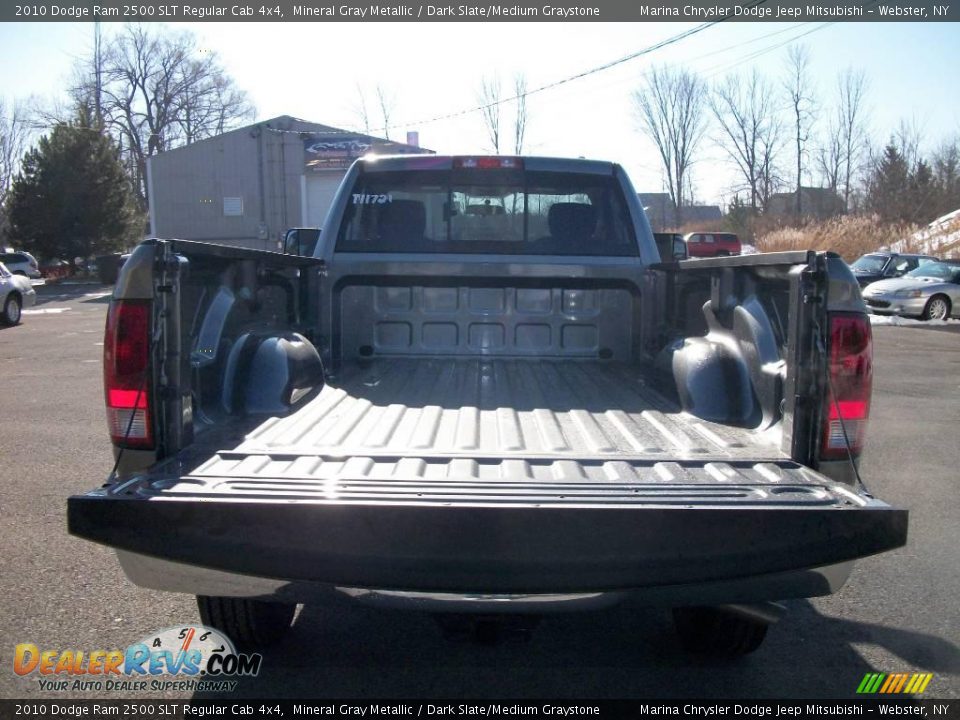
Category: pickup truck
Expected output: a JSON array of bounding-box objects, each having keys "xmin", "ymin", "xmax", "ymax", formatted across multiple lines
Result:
[{"xmin": 69, "ymin": 155, "xmax": 907, "ymax": 656}]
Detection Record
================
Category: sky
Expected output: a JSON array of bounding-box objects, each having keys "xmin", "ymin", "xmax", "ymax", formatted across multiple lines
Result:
[{"xmin": 1, "ymin": 20, "xmax": 958, "ymax": 206}]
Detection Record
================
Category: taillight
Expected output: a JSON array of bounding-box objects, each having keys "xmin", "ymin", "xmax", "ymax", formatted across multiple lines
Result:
[
  {"xmin": 453, "ymin": 156, "xmax": 523, "ymax": 169},
  {"xmin": 821, "ymin": 312, "xmax": 872, "ymax": 461},
  {"xmin": 103, "ymin": 300, "xmax": 153, "ymax": 449}
]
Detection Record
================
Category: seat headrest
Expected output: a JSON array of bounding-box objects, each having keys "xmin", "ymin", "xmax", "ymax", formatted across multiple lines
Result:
[
  {"xmin": 548, "ymin": 202, "xmax": 597, "ymax": 243},
  {"xmin": 378, "ymin": 199, "xmax": 426, "ymax": 242}
]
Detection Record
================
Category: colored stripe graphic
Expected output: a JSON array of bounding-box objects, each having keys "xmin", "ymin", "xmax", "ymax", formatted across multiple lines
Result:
[
  {"xmin": 856, "ymin": 674, "xmax": 874, "ymax": 694},
  {"xmin": 858, "ymin": 672, "xmax": 933, "ymax": 694}
]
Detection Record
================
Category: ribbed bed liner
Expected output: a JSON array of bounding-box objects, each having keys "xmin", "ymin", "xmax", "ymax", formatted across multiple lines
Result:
[{"xmin": 226, "ymin": 359, "xmax": 782, "ymax": 473}]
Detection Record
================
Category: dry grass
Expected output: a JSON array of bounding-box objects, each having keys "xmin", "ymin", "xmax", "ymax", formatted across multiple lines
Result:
[{"xmin": 754, "ymin": 215, "xmax": 922, "ymax": 263}]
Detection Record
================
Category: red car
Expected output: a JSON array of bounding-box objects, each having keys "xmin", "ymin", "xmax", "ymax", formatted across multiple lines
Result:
[{"xmin": 684, "ymin": 232, "xmax": 741, "ymax": 258}]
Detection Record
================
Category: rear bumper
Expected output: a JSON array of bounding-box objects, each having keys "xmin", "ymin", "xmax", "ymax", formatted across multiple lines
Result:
[
  {"xmin": 68, "ymin": 474, "xmax": 907, "ymax": 600},
  {"xmin": 115, "ymin": 549, "xmax": 854, "ymax": 611}
]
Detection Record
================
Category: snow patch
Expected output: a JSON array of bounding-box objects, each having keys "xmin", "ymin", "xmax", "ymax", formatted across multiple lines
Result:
[
  {"xmin": 886, "ymin": 208, "xmax": 960, "ymax": 257},
  {"xmin": 868, "ymin": 313, "xmax": 958, "ymax": 327}
]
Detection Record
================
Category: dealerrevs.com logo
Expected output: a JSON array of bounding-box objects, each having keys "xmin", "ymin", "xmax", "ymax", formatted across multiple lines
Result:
[{"xmin": 13, "ymin": 625, "xmax": 262, "ymax": 693}]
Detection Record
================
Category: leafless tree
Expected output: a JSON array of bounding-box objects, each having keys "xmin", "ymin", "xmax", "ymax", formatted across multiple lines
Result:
[
  {"xmin": 0, "ymin": 98, "xmax": 31, "ymax": 235},
  {"xmin": 375, "ymin": 84, "xmax": 396, "ymax": 140},
  {"xmin": 837, "ymin": 68, "xmax": 868, "ymax": 211},
  {"xmin": 61, "ymin": 25, "xmax": 254, "ymax": 206},
  {"xmin": 351, "ymin": 83, "xmax": 373, "ymax": 135},
  {"xmin": 893, "ymin": 116, "xmax": 923, "ymax": 169},
  {"xmin": 816, "ymin": 118, "xmax": 843, "ymax": 193},
  {"xmin": 633, "ymin": 65, "xmax": 709, "ymax": 224},
  {"xmin": 477, "ymin": 75, "xmax": 502, "ymax": 154},
  {"xmin": 782, "ymin": 45, "xmax": 817, "ymax": 216},
  {"xmin": 710, "ymin": 70, "xmax": 783, "ymax": 214},
  {"xmin": 513, "ymin": 73, "xmax": 529, "ymax": 155}
]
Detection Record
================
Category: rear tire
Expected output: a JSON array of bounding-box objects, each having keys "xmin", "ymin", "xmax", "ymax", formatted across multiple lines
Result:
[
  {"xmin": 672, "ymin": 607, "xmax": 769, "ymax": 657},
  {"xmin": 196, "ymin": 596, "xmax": 296, "ymax": 649},
  {"xmin": 2, "ymin": 293, "xmax": 22, "ymax": 325},
  {"xmin": 922, "ymin": 295, "xmax": 950, "ymax": 321}
]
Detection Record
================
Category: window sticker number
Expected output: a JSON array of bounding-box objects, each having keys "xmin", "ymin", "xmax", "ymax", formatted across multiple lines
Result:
[{"xmin": 353, "ymin": 193, "xmax": 392, "ymax": 205}]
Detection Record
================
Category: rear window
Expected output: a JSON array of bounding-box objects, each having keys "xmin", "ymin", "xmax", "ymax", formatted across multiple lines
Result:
[{"xmin": 335, "ymin": 169, "xmax": 637, "ymax": 256}]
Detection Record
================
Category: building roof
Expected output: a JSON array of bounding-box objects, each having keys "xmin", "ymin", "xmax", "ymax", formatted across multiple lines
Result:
[{"xmin": 158, "ymin": 115, "xmax": 428, "ymax": 158}]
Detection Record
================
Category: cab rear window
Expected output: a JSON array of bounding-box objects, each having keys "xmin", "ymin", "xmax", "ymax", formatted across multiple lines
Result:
[{"xmin": 335, "ymin": 169, "xmax": 637, "ymax": 256}]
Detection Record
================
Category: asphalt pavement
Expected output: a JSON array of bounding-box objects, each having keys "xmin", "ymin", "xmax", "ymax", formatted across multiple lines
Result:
[{"xmin": 0, "ymin": 283, "xmax": 957, "ymax": 700}]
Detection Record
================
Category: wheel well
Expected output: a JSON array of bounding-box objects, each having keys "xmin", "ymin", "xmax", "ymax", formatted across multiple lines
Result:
[
  {"xmin": 6, "ymin": 290, "xmax": 21, "ymax": 303},
  {"xmin": 929, "ymin": 293, "xmax": 952, "ymax": 310}
]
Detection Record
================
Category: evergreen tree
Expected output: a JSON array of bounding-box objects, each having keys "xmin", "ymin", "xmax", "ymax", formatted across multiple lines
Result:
[
  {"xmin": 866, "ymin": 145, "xmax": 910, "ymax": 222},
  {"xmin": 907, "ymin": 159, "xmax": 935, "ymax": 223},
  {"xmin": 5, "ymin": 110, "xmax": 141, "ymax": 265}
]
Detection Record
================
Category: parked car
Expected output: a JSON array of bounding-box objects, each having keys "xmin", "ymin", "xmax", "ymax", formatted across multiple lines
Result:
[
  {"xmin": 849, "ymin": 252, "xmax": 938, "ymax": 288},
  {"xmin": 70, "ymin": 155, "xmax": 906, "ymax": 658},
  {"xmin": 861, "ymin": 260, "xmax": 960, "ymax": 321},
  {"xmin": 684, "ymin": 232, "xmax": 741, "ymax": 258},
  {"xmin": 0, "ymin": 262, "xmax": 37, "ymax": 324},
  {"xmin": 0, "ymin": 250, "xmax": 41, "ymax": 279},
  {"xmin": 654, "ymin": 232, "xmax": 688, "ymax": 262}
]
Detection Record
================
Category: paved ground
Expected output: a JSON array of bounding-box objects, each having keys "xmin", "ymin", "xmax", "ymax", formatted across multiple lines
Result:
[{"xmin": 0, "ymin": 284, "xmax": 957, "ymax": 700}]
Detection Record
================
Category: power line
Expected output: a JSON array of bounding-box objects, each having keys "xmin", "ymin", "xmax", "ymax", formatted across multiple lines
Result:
[
  {"xmin": 266, "ymin": 7, "xmax": 765, "ymax": 140},
  {"xmin": 380, "ymin": 12, "xmax": 760, "ymax": 135}
]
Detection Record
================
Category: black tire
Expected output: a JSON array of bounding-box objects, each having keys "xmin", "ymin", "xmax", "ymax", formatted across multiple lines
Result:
[
  {"xmin": 715, "ymin": 250, "xmax": 730, "ymax": 257},
  {"xmin": 922, "ymin": 295, "xmax": 951, "ymax": 321},
  {"xmin": 2, "ymin": 293, "xmax": 22, "ymax": 325},
  {"xmin": 197, "ymin": 596, "xmax": 296, "ymax": 649},
  {"xmin": 672, "ymin": 607, "xmax": 769, "ymax": 657}
]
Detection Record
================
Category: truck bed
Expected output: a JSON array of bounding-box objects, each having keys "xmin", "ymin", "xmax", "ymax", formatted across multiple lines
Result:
[
  {"xmin": 185, "ymin": 357, "xmax": 786, "ymax": 489},
  {"xmin": 71, "ymin": 356, "xmax": 901, "ymax": 593}
]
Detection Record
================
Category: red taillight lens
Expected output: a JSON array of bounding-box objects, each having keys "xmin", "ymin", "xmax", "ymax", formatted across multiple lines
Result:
[
  {"xmin": 821, "ymin": 312, "xmax": 872, "ymax": 461},
  {"xmin": 103, "ymin": 300, "xmax": 153, "ymax": 449},
  {"xmin": 454, "ymin": 156, "xmax": 524, "ymax": 169}
]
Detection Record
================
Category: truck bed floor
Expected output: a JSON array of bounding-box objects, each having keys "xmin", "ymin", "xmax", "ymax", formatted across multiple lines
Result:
[{"xmin": 197, "ymin": 359, "xmax": 786, "ymax": 485}]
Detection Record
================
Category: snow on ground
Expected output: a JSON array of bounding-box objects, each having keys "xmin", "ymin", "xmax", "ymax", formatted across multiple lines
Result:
[
  {"xmin": 868, "ymin": 313, "xmax": 959, "ymax": 327},
  {"xmin": 886, "ymin": 208, "xmax": 960, "ymax": 257}
]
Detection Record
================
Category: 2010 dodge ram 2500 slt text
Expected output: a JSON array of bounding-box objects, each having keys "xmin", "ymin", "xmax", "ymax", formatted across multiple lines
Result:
[{"xmin": 69, "ymin": 155, "xmax": 907, "ymax": 656}]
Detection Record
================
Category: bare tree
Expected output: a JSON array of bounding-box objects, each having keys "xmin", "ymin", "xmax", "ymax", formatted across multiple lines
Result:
[
  {"xmin": 0, "ymin": 98, "xmax": 31, "ymax": 235},
  {"xmin": 816, "ymin": 118, "xmax": 843, "ymax": 193},
  {"xmin": 633, "ymin": 65, "xmax": 709, "ymax": 224},
  {"xmin": 837, "ymin": 68, "xmax": 868, "ymax": 211},
  {"xmin": 782, "ymin": 45, "xmax": 817, "ymax": 216},
  {"xmin": 62, "ymin": 25, "xmax": 254, "ymax": 206},
  {"xmin": 512, "ymin": 73, "xmax": 529, "ymax": 155},
  {"xmin": 375, "ymin": 84, "xmax": 395, "ymax": 140},
  {"xmin": 351, "ymin": 83, "xmax": 373, "ymax": 135},
  {"xmin": 893, "ymin": 116, "xmax": 923, "ymax": 169},
  {"xmin": 477, "ymin": 75, "xmax": 502, "ymax": 154},
  {"xmin": 710, "ymin": 70, "xmax": 782, "ymax": 214}
]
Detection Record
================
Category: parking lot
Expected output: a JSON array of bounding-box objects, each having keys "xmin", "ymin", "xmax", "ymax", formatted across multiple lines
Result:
[{"xmin": 0, "ymin": 283, "xmax": 958, "ymax": 700}]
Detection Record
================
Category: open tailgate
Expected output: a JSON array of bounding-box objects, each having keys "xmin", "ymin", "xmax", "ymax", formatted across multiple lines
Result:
[{"xmin": 69, "ymin": 454, "xmax": 906, "ymax": 593}]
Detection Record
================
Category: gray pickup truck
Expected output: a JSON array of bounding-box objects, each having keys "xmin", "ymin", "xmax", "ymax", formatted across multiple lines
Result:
[{"xmin": 69, "ymin": 155, "xmax": 907, "ymax": 656}]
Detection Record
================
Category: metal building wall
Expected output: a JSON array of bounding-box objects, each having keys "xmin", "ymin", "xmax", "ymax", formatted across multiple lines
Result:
[{"xmin": 148, "ymin": 119, "xmax": 336, "ymax": 250}]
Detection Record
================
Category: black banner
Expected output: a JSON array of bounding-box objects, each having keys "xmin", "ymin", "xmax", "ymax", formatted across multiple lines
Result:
[
  {"xmin": 3, "ymin": 0, "xmax": 959, "ymax": 23},
  {"xmin": 0, "ymin": 700, "xmax": 958, "ymax": 720}
]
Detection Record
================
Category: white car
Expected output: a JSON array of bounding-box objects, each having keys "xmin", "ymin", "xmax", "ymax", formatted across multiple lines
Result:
[
  {"xmin": 0, "ymin": 250, "xmax": 41, "ymax": 279},
  {"xmin": 0, "ymin": 262, "xmax": 37, "ymax": 325}
]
